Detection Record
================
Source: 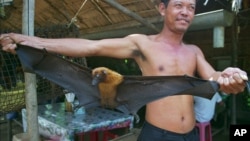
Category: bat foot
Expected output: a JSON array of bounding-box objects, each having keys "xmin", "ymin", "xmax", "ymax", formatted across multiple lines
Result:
[
  {"xmin": 101, "ymin": 98, "xmax": 118, "ymax": 109},
  {"xmin": 133, "ymin": 114, "xmax": 140, "ymax": 123},
  {"xmin": 101, "ymin": 103, "xmax": 117, "ymax": 109},
  {"xmin": 101, "ymin": 104, "xmax": 117, "ymax": 109}
]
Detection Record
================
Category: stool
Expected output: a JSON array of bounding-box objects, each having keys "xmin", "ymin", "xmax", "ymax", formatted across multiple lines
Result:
[
  {"xmin": 76, "ymin": 131, "xmax": 118, "ymax": 141},
  {"xmin": 76, "ymin": 131, "xmax": 99, "ymax": 141},
  {"xmin": 102, "ymin": 131, "xmax": 118, "ymax": 141},
  {"xmin": 195, "ymin": 122, "xmax": 212, "ymax": 141}
]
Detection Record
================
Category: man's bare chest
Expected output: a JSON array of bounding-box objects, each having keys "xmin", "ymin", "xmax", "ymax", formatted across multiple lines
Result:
[{"xmin": 140, "ymin": 48, "xmax": 197, "ymax": 75}]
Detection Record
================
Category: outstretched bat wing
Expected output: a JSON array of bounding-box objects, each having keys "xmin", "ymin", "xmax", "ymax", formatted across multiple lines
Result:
[
  {"xmin": 16, "ymin": 44, "xmax": 100, "ymax": 108},
  {"xmin": 16, "ymin": 44, "xmax": 249, "ymax": 119},
  {"xmin": 115, "ymin": 75, "xmax": 220, "ymax": 115}
]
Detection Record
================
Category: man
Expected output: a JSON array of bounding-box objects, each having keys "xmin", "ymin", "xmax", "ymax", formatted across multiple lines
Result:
[
  {"xmin": 0, "ymin": 0, "xmax": 248, "ymax": 140},
  {"xmin": 194, "ymin": 92, "xmax": 225, "ymax": 123}
]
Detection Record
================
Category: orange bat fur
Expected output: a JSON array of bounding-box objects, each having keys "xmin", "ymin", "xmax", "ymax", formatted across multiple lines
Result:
[{"xmin": 92, "ymin": 67, "xmax": 124, "ymax": 108}]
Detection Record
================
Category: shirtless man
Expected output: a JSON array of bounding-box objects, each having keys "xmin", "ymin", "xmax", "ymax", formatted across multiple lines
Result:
[{"xmin": 0, "ymin": 0, "xmax": 248, "ymax": 140}]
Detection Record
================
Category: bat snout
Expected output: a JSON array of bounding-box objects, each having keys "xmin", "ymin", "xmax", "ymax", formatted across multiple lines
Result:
[
  {"xmin": 92, "ymin": 76, "xmax": 100, "ymax": 85},
  {"xmin": 92, "ymin": 74, "xmax": 105, "ymax": 85}
]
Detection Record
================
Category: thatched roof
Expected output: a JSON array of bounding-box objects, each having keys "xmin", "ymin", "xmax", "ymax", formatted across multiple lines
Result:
[{"xmin": 0, "ymin": 0, "xmax": 249, "ymax": 39}]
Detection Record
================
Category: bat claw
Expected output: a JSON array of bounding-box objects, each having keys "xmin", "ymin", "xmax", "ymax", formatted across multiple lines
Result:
[{"xmin": 134, "ymin": 114, "xmax": 140, "ymax": 123}]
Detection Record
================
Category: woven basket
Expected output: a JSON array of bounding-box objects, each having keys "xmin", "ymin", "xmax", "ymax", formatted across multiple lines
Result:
[
  {"xmin": 0, "ymin": 81, "xmax": 25, "ymax": 114},
  {"xmin": 0, "ymin": 80, "xmax": 66, "ymax": 114}
]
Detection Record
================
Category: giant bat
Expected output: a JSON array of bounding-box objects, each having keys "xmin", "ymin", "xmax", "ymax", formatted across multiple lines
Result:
[{"xmin": 15, "ymin": 44, "xmax": 247, "ymax": 121}]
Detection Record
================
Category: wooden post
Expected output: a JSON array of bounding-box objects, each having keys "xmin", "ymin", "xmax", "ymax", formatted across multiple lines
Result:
[{"xmin": 22, "ymin": 0, "xmax": 39, "ymax": 141}]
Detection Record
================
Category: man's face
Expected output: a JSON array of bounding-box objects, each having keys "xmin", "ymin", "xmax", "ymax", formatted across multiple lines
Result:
[{"xmin": 160, "ymin": 0, "xmax": 196, "ymax": 33}]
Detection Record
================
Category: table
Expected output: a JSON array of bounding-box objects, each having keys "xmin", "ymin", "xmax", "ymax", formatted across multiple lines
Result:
[{"xmin": 22, "ymin": 103, "xmax": 134, "ymax": 141}]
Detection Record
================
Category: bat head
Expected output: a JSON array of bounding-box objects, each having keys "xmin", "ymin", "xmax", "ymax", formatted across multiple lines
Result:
[
  {"xmin": 92, "ymin": 67, "xmax": 124, "ymax": 86},
  {"xmin": 92, "ymin": 67, "xmax": 108, "ymax": 85}
]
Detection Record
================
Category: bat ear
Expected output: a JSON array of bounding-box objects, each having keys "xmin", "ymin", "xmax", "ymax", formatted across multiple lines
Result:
[{"xmin": 102, "ymin": 70, "xmax": 107, "ymax": 75}]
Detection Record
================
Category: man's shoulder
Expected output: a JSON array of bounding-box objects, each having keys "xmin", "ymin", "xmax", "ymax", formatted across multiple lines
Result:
[
  {"xmin": 184, "ymin": 44, "xmax": 203, "ymax": 55},
  {"xmin": 126, "ymin": 34, "xmax": 155, "ymax": 47},
  {"xmin": 127, "ymin": 33, "xmax": 152, "ymax": 39},
  {"xmin": 184, "ymin": 43, "xmax": 199, "ymax": 49}
]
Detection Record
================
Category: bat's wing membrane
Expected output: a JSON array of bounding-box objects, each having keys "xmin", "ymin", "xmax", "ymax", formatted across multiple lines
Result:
[
  {"xmin": 16, "ymin": 44, "xmax": 100, "ymax": 108},
  {"xmin": 116, "ymin": 75, "xmax": 219, "ymax": 115},
  {"xmin": 15, "ymin": 45, "xmax": 250, "ymax": 118}
]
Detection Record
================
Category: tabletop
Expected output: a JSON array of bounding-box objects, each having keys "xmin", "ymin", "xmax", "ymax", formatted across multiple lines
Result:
[{"xmin": 22, "ymin": 102, "xmax": 134, "ymax": 141}]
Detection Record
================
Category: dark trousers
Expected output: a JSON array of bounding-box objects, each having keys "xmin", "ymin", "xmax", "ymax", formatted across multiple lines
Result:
[{"xmin": 137, "ymin": 121, "xmax": 199, "ymax": 141}]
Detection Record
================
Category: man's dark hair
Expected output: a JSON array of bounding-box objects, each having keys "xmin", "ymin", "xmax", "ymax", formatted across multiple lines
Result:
[
  {"xmin": 161, "ymin": 0, "xmax": 169, "ymax": 6},
  {"xmin": 161, "ymin": 0, "xmax": 198, "ymax": 6}
]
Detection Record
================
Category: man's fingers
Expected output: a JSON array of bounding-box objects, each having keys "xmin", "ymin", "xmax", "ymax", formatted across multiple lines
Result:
[
  {"xmin": 0, "ymin": 34, "xmax": 13, "ymax": 46},
  {"xmin": 0, "ymin": 34, "xmax": 10, "ymax": 41},
  {"xmin": 218, "ymin": 74, "xmax": 247, "ymax": 94},
  {"xmin": 0, "ymin": 33, "xmax": 18, "ymax": 53},
  {"xmin": 239, "ymin": 73, "xmax": 248, "ymax": 81},
  {"xmin": 0, "ymin": 34, "xmax": 5, "ymax": 40},
  {"xmin": 2, "ymin": 44, "xmax": 17, "ymax": 54},
  {"xmin": 217, "ymin": 76, "xmax": 224, "ymax": 84}
]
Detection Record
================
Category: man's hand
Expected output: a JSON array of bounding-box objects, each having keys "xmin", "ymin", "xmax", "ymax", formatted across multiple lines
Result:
[
  {"xmin": 217, "ymin": 67, "xmax": 248, "ymax": 94},
  {"xmin": 0, "ymin": 33, "xmax": 22, "ymax": 54}
]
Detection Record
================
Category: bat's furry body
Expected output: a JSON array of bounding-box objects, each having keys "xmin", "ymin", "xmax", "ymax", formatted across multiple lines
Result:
[{"xmin": 92, "ymin": 67, "xmax": 124, "ymax": 108}]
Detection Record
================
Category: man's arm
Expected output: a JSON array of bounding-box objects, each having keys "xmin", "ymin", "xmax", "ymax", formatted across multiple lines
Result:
[
  {"xmin": 0, "ymin": 33, "xmax": 140, "ymax": 59},
  {"xmin": 194, "ymin": 45, "xmax": 248, "ymax": 94}
]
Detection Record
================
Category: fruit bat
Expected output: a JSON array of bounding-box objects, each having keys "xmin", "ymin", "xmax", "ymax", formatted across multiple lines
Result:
[{"xmin": 14, "ymin": 44, "xmax": 248, "ymax": 121}]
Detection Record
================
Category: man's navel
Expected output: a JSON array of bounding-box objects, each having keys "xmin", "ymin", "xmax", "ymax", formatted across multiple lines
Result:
[
  {"xmin": 158, "ymin": 66, "xmax": 164, "ymax": 71},
  {"xmin": 181, "ymin": 116, "xmax": 185, "ymax": 122}
]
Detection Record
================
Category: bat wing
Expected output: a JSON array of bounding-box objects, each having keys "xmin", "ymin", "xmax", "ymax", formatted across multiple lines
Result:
[
  {"xmin": 15, "ymin": 45, "xmax": 249, "ymax": 120},
  {"xmin": 115, "ymin": 75, "xmax": 220, "ymax": 116},
  {"xmin": 16, "ymin": 44, "xmax": 100, "ymax": 108}
]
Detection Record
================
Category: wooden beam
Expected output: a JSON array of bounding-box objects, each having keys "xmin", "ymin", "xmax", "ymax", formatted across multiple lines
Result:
[
  {"xmin": 44, "ymin": 0, "xmax": 72, "ymax": 22},
  {"xmin": 44, "ymin": 0, "xmax": 77, "ymax": 28},
  {"xmin": 102, "ymin": 0, "xmax": 160, "ymax": 32},
  {"xmin": 80, "ymin": 9, "xmax": 235, "ymax": 39},
  {"xmin": 80, "ymin": 22, "xmax": 163, "ymax": 39},
  {"xmin": 80, "ymin": 15, "xmax": 163, "ymax": 34},
  {"xmin": 91, "ymin": 0, "xmax": 113, "ymax": 24}
]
